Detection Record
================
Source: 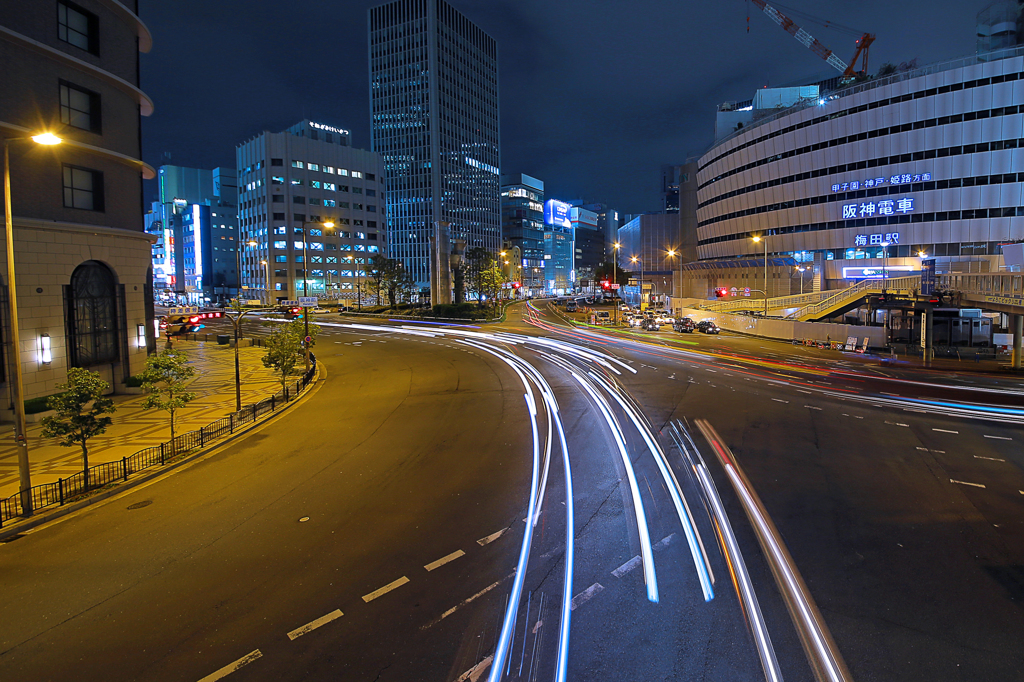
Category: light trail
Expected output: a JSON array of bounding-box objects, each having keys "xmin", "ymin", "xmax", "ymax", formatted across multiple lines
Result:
[
  {"xmin": 671, "ymin": 422, "xmax": 783, "ymax": 682},
  {"xmin": 589, "ymin": 372, "xmax": 715, "ymax": 602}
]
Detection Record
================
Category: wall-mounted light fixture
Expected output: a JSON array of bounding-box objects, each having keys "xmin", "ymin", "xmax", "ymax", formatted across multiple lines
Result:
[
  {"xmin": 39, "ymin": 333, "xmax": 51, "ymax": 365},
  {"xmin": 137, "ymin": 323, "xmax": 146, "ymax": 348}
]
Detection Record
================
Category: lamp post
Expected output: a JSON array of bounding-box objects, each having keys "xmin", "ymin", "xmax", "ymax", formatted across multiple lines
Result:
[
  {"xmin": 300, "ymin": 220, "xmax": 333, "ymax": 372},
  {"xmin": 666, "ymin": 248, "xmax": 678, "ymax": 316},
  {"xmin": 260, "ymin": 259, "xmax": 270, "ymax": 305},
  {"xmin": 234, "ymin": 239, "xmax": 257, "ymax": 303},
  {"xmin": 752, "ymin": 234, "xmax": 768, "ymax": 316},
  {"xmin": 612, "ymin": 242, "xmax": 620, "ymax": 325},
  {"xmin": 3, "ymin": 131, "xmax": 62, "ymax": 515},
  {"xmin": 630, "ymin": 255, "xmax": 644, "ymax": 311},
  {"xmin": 881, "ymin": 241, "xmax": 890, "ymax": 294},
  {"xmin": 795, "ymin": 266, "xmax": 806, "ymax": 295}
]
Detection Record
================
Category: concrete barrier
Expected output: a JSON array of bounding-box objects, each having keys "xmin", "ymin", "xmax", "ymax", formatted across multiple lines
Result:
[{"xmin": 679, "ymin": 307, "xmax": 887, "ymax": 348}]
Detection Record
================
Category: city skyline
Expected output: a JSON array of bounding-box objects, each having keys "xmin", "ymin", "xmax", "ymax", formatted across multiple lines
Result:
[{"xmin": 138, "ymin": 0, "xmax": 988, "ymax": 213}]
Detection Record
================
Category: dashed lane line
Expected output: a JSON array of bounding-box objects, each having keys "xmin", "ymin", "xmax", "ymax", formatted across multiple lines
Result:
[
  {"xmin": 612, "ymin": 556, "xmax": 641, "ymax": 578},
  {"xmin": 933, "ymin": 428, "xmax": 959, "ymax": 434},
  {"xmin": 772, "ymin": 398, "xmax": 789, "ymax": 404},
  {"xmin": 455, "ymin": 656, "xmax": 493, "ymax": 682},
  {"xmin": 569, "ymin": 583, "xmax": 604, "ymax": 611},
  {"xmin": 797, "ymin": 389, "xmax": 813, "ymax": 394},
  {"xmin": 884, "ymin": 421, "xmax": 909, "ymax": 427},
  {"xmin": 422, "ymin": 577, "xmax": 506, "ymax": 629},
  {"xmin": 984, "ymin": 435, "xmax": 1013, "ymax": 441},
  {"xmin": 198, "ymin": 650, "xmax": 263, "ymax": 682},
  {"xmin": 362, "ymin": 576, "xmax": 410, "ymax": 603},
  {"xmin": 950, "ymin": 479, "xmax": 986, "ymax": 489},
  {"xmin": 286, "ymin": 610, "xmax": 343, "ymax": 641},
  {"xmin": 974, "ymin": 455, "xmax": 1006, "ymax": 462},
  {"xmin": 476, "ymin": 529, "xmax": 507, "ymax": 546},
  {"xmin": 424, "ymin": 549, "xmax": 465, "ymax": 572},
  {"xmin": 805, "ymin": 405, "xmax": 822, "ymax": 411}
]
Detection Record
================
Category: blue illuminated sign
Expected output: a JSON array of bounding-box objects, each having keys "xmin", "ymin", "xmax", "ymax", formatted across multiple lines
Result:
[
  {"xmin": 544, "ymin": 199, "xmax": 571, "ymax": 228},
  {"xmin": 831, "ymin": 172, "xmax": 931, "ymax": 192},
  {"xmin": 842, "ymin": 198, "xmax": 914, "ymax": 220},
  {"xmin": 854, "ymin": 232, "xmax": 901, "ymax": 246}
]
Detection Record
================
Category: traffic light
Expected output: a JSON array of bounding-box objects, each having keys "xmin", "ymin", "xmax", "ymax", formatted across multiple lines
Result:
[
  {"xmin": 512, "ymin": 281, "xmax": 521, "ymax": 289},
  {"xmin": 600, "ymin": 280, "xmax": 610, "ymax": 290},
  {"xmin": 715, "ymin": 287, "xmax": 728, "ymax": 298}
]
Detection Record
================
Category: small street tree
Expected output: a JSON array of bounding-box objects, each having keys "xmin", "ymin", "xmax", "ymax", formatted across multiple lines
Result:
[
  {"xmin": 262, "ymin": 319, "xmax": 319, "ymax": 394},
  {"xmin": 40, "ymin": 368, "xmax": 116, "ymax": 490},
  {"xmin": 140, "ymin": 348, "xmax": 197, "ymax": 453}
]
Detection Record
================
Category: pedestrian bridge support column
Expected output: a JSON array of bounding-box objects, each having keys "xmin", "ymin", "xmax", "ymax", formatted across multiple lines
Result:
[{"xmin": 1013, "ymin": 314, "xmax": 1023, "ymax": 370}]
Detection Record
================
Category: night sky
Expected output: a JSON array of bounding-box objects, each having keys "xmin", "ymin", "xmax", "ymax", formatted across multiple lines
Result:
[{"xmin": 139, "ymin": 0, "xmax": 990, "ymax": 212}]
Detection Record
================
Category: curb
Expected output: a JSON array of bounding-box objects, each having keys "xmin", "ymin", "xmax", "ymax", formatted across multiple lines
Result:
[{"xmin": 0, "ymin": 363, "xmax": 325, "ymax": 542}]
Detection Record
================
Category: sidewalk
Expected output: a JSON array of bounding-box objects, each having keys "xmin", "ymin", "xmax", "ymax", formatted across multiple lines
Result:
[{"xmin": 0, "ymin": 340, "xmax": 280, "ymax": 501}]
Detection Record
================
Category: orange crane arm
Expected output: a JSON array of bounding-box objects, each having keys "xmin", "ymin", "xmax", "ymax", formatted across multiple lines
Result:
[
  {"xmin": 750, "ymin": 0, "xmax": 849, "ymax": 73},
  {"xmin": 843, "ymin": 32, "xmax": 875, "ymax": 77}
]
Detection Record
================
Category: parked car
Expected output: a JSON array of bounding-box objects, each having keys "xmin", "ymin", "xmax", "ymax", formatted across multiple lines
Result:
[
  {"xmin": 640, "ymin": 317, "xmax": 661, "ymax": 332},
  {"xmin": 673, "ymin": 317, "xmax": 696, "ymax": 333},
  {"xmin": 310, "ymin": 307, "xmax": 331, "ymax": 315},
  {"xmin": 565, "ymin": 301, "xmax": 578, "ymax": 312},
  {"xmin": 656, "ymin": 312, "xmax": 675, "ymax": 325},
  {"xmin": 696, "ymin": 320, "xmax": 721, "ymax": 334},
  {"xmin": 595, "ymin": 310, "xmax": 611, "ymax": 324}
]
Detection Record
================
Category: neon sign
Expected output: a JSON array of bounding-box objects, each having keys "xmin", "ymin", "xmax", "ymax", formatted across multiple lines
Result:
[
  {"xmin": 309, "ymin": 121, "xmax": 350, "ymax": 135},
  {"xmin": 854, "ymin": 232, "xmax": 900, "ymax": 246},
  {"xmin": 831, "ymin": 172, "xmax": 931, "ymax": 192},
  {"xmin": 842, "ymin": 198, "xmax": 914, "ymax": 220}
]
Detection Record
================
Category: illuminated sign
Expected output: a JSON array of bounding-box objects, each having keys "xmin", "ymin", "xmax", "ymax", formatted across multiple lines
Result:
[
  {"xmin": 842, "ymin": 266, "xmax": 915, "ymax": 279},
  {"xmin": 172, "ymin": 198, "xmax": 188, "ymax": 208},
  {"xmin": 853, "ymin": 232, "xmax": 900, "ymax": 246},
  {"xmin": 842, "ymin": 198, "xmax": 914, "ymax": 220},
  {"xmin": 544, "ymin": 199, "xmax": 571, "ymax": 228},
  {"xmin": 831, "ymin": 172, "xmax": 931, "ymax": 192},
  {"xmin": 309, "ymin": 121, "xmax": 350, "ymax": 136},
  {"xmin": 465, "ymin": 156, "xmax": 499, "ymax": 175},
  {"xmin": 193, "ymin": 204, "xmax": 203, "ymax": 284}
]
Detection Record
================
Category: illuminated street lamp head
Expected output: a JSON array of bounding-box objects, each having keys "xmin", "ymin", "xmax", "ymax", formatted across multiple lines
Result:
[
  {"xmin": 31, "ymin": 133, "xmax": 62, "ymax": 145},
  {"xmin": 752, "ymin": 235, "xmax": 761, "ymax": 243},
  {"xmin": 613, "ymin": 242, "xmax": 620, "ymax": 250},
  {"xmin": 667, "ymin": 249, "xmax": 676, "ymax": 257},
  {"xmin": 918, "ymin": 251, "xmax": 927, "ymax": 258},
  {"xmin": 630, "ymin": 256, "xmax": 638, "ymax": 263},
  {"xmin": 247, "ymin": 240, "xmax": 257, "ymax": 247},
  {"xmin": 322, "ymin": 221, "xmax": 335, "ymax": 229},
  {"xmin": 500, "ymin": 251, "xmax": 506, "ymax": 256}
]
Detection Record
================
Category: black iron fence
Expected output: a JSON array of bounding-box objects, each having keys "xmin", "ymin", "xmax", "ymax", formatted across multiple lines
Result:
[{"xmin": 0, "ymin": 364, "xmax": 317, "ymax": 527}]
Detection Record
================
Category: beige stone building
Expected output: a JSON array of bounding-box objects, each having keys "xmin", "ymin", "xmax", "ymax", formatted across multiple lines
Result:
[{"xmin": 0, "ymin": 0, "xmax": 156, "ymax": 403}]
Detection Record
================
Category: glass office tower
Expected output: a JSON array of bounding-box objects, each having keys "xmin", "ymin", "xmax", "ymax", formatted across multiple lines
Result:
[{"xmin": 369, "ymin": 0, "xmax": 501, "ymax": 287}]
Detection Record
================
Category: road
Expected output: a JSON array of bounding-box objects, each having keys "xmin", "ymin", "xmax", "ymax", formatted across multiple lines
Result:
[{"xmin": 0, "ymin": 302, "xmax": 1021, "ymax": 681}]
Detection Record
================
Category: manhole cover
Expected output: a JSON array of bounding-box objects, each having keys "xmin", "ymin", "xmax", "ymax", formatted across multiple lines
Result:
[{"xmin": 127, "ymin": 500, "xmax": 153, "ymax": 510}]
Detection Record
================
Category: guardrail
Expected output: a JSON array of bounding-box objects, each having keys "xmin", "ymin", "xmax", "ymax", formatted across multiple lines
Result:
[
  {"xmin": 787, "ymin": 275, "xmax": 921, "ymax": 320},
  {"xmin": 700, "ymin": 289, "xmax": 832, "ymax": 313},
  {"xmin": 0, "ymin": 364, "xmax": 318, "ymax": 527}
]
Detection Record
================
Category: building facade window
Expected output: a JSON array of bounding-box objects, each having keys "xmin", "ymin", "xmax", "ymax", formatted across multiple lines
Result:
[
  {"xmin": 57, "ymin": 1, "xmax": 98, "ymax": 54},
  {"xmin": 59, "ymin": 81, "xmax": 100, "ymax": 133},
  {"xmin": 66, "ymin": 261, "xmax": 118, "ymax": 367},
  {"xmin": 62, "ymin": 165, "xmax": 103, "ymax": 211}
]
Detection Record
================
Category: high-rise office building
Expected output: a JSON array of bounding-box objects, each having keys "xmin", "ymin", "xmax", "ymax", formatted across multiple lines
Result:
[
  {"xmin": 500, "ymin": 174, "xmax": 544, "ymax": 293},
  {"xmin": 571, "ymin": 206, "xmax": 604, "ymax": 287},
  {"xmin": 236, "ymin": 120, "xmax": 386, "ymax": 303},
  {"xmin": 369, "ymin": 0, "xmax": 501, "ymax": 288},
  {"xmin": 0, "ymin": 0, "xmax": 156, "ymax": 400}
]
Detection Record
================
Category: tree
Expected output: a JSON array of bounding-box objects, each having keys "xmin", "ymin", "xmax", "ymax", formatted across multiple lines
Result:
[
  {"xmin": 593, "ymin": 261, "xmax": 631, "ymax": 287},
  {"xmin": 40, "ymin": 368, "xmax": 116, "ymax": 491},
  {"xmin": 140, "ymin": 348, "xmax": 197, "ymax": 453},
  {"xmin": 262, "ymin": 319, "xmax": 319, "ymax": 393},
  {"xmin": 366, "ymin": 253, "xmax": 389, "ymax": 306}
]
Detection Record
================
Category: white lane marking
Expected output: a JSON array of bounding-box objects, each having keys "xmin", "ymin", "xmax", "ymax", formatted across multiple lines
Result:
[
  {"xmin": 933, "ymin": 428, "xmax": 959, "ymax": 434},
  {"xmin": 974, "ymin": 455, "xmax": 1006, "ymax": 462},
  {"xmin": 424, "ymin": 578, "xmax": 505, "ymax": 629},
  {"xmin": 476, "ymin": 529, "xmax": 507, "ymax": 546},
  {"xmin": 198, "ymin": 650, "xmax": 263, "ymax": 682},
  {"xmin": 797, "ymin": 389, "xmax": 813, "ymax": 394},
  {"xmin": 569, "ymin": 583, "xmax": 604, "ymax": 611},
  {"xmin": 903, "ymin": 408, "xmax": 927, "ymax": 413},
  {"xmin": 286, "ymin": 609, "xmax": 343, "ymax": 641},
  {"xmin": 612, "ymin": 555, "xmax": 641, "ymax": 578},
  {"xmin": 984, "ymin": 435, "xmax": 1012, "ymax": 441},
  {"xmin": 805, "ymin": 405, "xmax": 822, "ymax": 411},
  {"xmin": 772, "ymin": 398, "xmax": 789, "ymax": 404},
  {"xmin": 653, "ymin": 533, "xmax": 677, "ymax": 550},
  {"xmin": 916, "ymin": 447, "xmax": 928, "ymax": 451},
  {"xmin": 880, "ymin": 392, "xmax": 901, "ymax": 397},
  {"xmin": 424, "ymin": 549, "xmax": 465, "ymax": 572},
  {"xmin": 362, "ymin": 576, "xmax": 410, "ymax": 602},
  {"xmin": 884, "ymin": 421, "xmax": 909, "ymax": 427},
  {"xmin": 1019, "ymin": 491, "xmax": 1024, "ymax": 495},
  {"xmin": 950, "ymin": 479, "xmax": 986, "ymax": 489},
  {"xmin": 456, "ymin": 656, "xmax": 493, "ymax": 682}
]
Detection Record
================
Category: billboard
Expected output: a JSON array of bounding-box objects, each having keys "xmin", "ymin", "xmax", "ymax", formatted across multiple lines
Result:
[{"xmin": 544, "ymin": 199, "xmax": 571, "ymax": 229}]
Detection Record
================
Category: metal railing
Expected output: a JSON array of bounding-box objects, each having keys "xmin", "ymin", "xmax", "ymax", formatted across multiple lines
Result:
[
  {"xmin": 0, "ymin": 364, "xmax": 317, "ymax": 526},
  {"xmin": 939, "ymin": 273, "xmax": 1024, "ymax": 300},
  {"xmin": 787, "ymin": 275, "xmax": 921, "ymax": 320},
  {"xmin": 700, "ymin": 288, "xmax": 833, "ymax": 313}
]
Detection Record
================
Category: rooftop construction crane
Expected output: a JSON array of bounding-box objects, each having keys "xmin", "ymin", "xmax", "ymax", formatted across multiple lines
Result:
[{"xmin": 748, "ymin": 0, "xmax": 875, "ymax": 79}]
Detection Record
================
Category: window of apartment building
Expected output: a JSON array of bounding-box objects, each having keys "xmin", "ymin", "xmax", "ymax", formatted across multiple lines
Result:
[
  {"xmin": 291, "ymin": 160, "xmax": 304, "ymax": 169},
  {"xmin": 324, "ymin": 166, "xmax": 335, "ymax": 174},
  {"xmin": 57, "ymin": 1, "xmax": 99, "ymax": 54},
  {"xmin": 337, "ymin": 168, "xmax": 349, "ymax": 176},
  {"xmin": 293, "ymin": 213, "xmax": 305, "ymax": 222},
  {"xmin": 309, "ymin": 198, "xmax": 321, "ymax": 205},
  {"xmin": 273, "ymin": 241, "xmax": 287, "ymax": 249},
  {"xmin": 356, "ymin": 232, "xmax": 366, "ymax": 240},
  {"xmin": 273, "ymin": 226, "xmax": 286, "ymax": 234},
  {"xmin": 308, "ymin": 163, "xmax": 319, "ymax": 171},
  {"xmin": 367, "ymin": 221, "xmax": 377, "ymax": 228},
  {"xmin": 272, "ymin": 195, "xmax": 284, "ymax": 203},
  {"xmin": 59, "ymin": 81, "xmax": 100, "ymax": 133},
  {"xmin": 293, "ymin": 196, "xmax": 305, "ymax": 204},
  {"xmin": 353, "ymin": 187, "xmax": 362, "ymax": 194},
  {"xmin": 323, "ymin": 199, "xmax": 336, "ymax": 207},
  {"xmin": 338, "ymin": 185, "xmax": 349, "ymax": 193},
  {"xmin": 309, "ymin": 180, "xmax": 320, "ymax": 189},
  {"xmin": 275, "ymin": 255, "xmax": 287, "ymax": 263},
  {"xmin": 366, "ymin": 189, "xmax": 376, "ymax": 197},
  {"xmin": 367, "ymin": 205, "xmax": 376, "ymax": 212},
  {"xmin": 366, "ymin": 173, "xmax": 375, "ymax": 181},
  {"xmin": 62, "ymin": 164, "xmax": 103, "ymax": 211},
  {"xmin": 290, "ymin": 178, "xmax": 302, "ymax": 186},
  {"xmin": 324, "ymin": 183, "xmax": 336, "ymax": 191},
  {"xmin": 352, "ymin": 203, "xmax": 363, "ymax": 211},
  {"xmin": 351, "ymin": 171, "xmax": 363, "ymax": 179},
  {"xmin": 271, "ymin": 158, "xmax": 283, "ymax": 166},
  {"xmin": 271, "ymin": 176, "xmax": 284, "ymax": 184}
]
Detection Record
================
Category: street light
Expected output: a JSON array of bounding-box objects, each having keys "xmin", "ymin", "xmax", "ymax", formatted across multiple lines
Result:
[
  {"xmin": 630, "ymin": 255, "xmax": 644, "ymax": 311},
  {"xmin": 881, "ymin": 241, "xmax": 890, "ymax": 294},
  {"xmin": 612, "ymin": 242, "xmax": 620, "ymax": 324},
  {"xmin": 794, "ymin": 266, "xmax": 806, "ymax": 295},
  {"xmin": 666, "ymin": 248, "xmax": 679, "ymax": 316},
  {"xmin": 260, "ymin": 259, "xmax": 270, "ymax": 305},
  {"xmin": 3, "ymin": 131, "xmax": 62, "ymax": 514},
  {"xmin": 300, "ymin": 220, "xmax": 333, "ymax": 372},
  {"xmin": 752, "ymin": 234, "xmax": 769, "ymax": 316}
]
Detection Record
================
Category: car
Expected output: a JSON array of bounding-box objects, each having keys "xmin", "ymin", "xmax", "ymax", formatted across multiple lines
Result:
[
  {"xmin": 337, "ymin": 304, "xmax": 353, "ymax": 312},
  {"xmin": 656, "ymin": 312, "xmax": 675, "ymax": 325},
  {"xmin": 673, "ymin": 317, "xmax": 696, "ymax": 333},
  {"xmin": 626, "ymin": 314, "xmax": 643, "ymax": 328},
  {"xmin": 565, "ymin": 301, "xmax": 578, "ymax": 312},
  {"xmin": 595, "ymin": 311, "xmax": 611, "ymax": 324},
  {"xmin": 310, "ymin": 307, "xmax": 330, "ymax": 315},
  {"xmin": 640, "ymin": 317, "xmax": 661, "ymax": 332},
  {"xmin": 696, "ymin": 320, "xmax": 721, "ymax": 334}
]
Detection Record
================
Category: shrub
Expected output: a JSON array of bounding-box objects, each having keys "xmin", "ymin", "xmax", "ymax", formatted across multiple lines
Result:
[
  {"xmin": 24, "ymin": 396, "xmax": 54, "ymax": 414},
  {"xmin": 125, "ymin": 374, "xmax": 144, "ymax": 388}
]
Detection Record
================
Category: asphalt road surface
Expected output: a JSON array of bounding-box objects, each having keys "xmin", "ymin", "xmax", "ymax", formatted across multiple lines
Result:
[{"xmin": 0, "ymin": 303, "xmax": 1021, "ymax": 681}]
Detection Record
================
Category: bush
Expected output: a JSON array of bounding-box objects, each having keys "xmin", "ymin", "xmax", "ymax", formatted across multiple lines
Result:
[
  {"xmin": 125, "ymin": 374, "xmax": 144, "ymax": 388},
  {"xmin": 431, "ymin": 303, "xmax": 487, "ymax": 319},
  {"xmin": 24, "ymin": 396, "xmax": 55, "ymax": 414}
]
